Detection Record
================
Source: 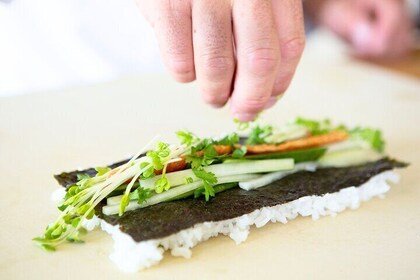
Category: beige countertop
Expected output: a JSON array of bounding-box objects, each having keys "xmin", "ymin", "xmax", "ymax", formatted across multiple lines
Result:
[{"xmin": 1, "ymin": 34, "xmax": 420, "ymax": 279}]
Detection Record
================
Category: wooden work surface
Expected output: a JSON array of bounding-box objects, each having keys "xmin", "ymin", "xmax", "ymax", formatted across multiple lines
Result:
[
  {"xmin": 364, "ymin": 49, "xmax": 420, "ymax": 79},
  {"xmin": 1, "ymin": 33, "xmax": 420, "ymax": 279}
]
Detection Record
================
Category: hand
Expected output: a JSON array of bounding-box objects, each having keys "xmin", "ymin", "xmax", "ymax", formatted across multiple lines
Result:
[
  {"xmin": 307, "ymin": 0, "xmax": 413, "ymax": 59},
  {"xmin": 137, "ymin": 0, "xmax": 305, "ymax": 121}
]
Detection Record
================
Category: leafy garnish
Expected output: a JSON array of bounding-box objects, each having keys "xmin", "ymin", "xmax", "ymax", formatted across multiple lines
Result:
[
  {"xmin": 146, "ymin": 142, "xmax": 170, "ymax": 171},
  {"xmin": 234, "ymin": 119, "xmax": 250, "ymax": 131},
  {"xmin": 350, "ymin": 127, "xmax": 385, "ymax": 152},
  {"xmin": 245, "ymin": 125, "xmax": 273, "ymax": 145},
  {"xmin": 154, "ymin": 177, "xmax": 170, "ymax": 193},
  {"xmin": 292, "ymin": 117, "xmax": 335, "ymax": 135},
  {"xmin": 136, "ymin": 187, "xmax": 152, "ymax": 204},
  {"xmin": 214, "ymin": 133, "xmax": 240, "ymax": 146},
  {"xmin": 176, "ymin": 130, "xmax": 199, "ymax": 146},
  {"xmin": 192, "ymin": 168, "xmax": 217, "ymax": 201},
  {"xmin": 139, "ymin": 162, "xmax": 155, "ymax": 179},
  {"xmin": 232, "ymin": 146, "xmax": 247, "ymax": 158},
  {"xmin": 76, "ymin": 173, "xmax": 90, "ymax": 181},
  {"xmin": 34, "ymin": 138, "xmax": 164, "ymax": 250},
  {"xmin": 95, "ymin": 167, "xmax": 111, "ymax": 176}
]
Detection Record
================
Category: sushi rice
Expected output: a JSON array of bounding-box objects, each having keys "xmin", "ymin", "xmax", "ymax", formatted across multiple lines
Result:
[{"xmin": 66, "ymin": 170, "xmax": 399, "ymax": 272}]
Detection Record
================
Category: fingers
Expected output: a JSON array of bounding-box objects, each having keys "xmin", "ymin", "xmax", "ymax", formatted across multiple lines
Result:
[
  {"xmin": 152, "ymin": 1, "xmax": 195, "ymax": 83},
  {"xmin": 192, "ymin": 0, "xmax": 235, "ymax": 107},
  {"xmin": 272, "ymin": 0, "xmax": 305, "ymax": 96},
  {"xmin": 231, "ymin": 0, "xmax": 280, "ymax": 121},
  {"xmin": 366, "ymin": 0, "xmax": 412, "ymax": 58},
  {"xmin": 320, "ymin": 0, "xmax": 412, "ymax": 59}
]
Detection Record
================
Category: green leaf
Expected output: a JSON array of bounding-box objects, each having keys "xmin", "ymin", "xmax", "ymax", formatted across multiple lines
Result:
[
  {"xmin": 245, "ymin": 125, "xmax": 273, "ymax": 145},
  {"xmin": 215, "ymin": 133, "xmax": 240, "ymax": 146},
  {"xmin": 194, "ymin": 187, "xmax": 204, "ymax": 199},
  {"xmin": 186, "ymin": 155, "xmax": 203, "ymax": 169},
  {"xmin": 119, "ymin": 193, "xmax": 130, "ymax": 216},
  {"xmin": 292, "ymin": 117, "xmax": 338, "ymax": 135},
  {"xmin": 76, "ymin": 173, "xmax": 90, "ymax": 181},
  {"xmin": 85, "ymin": 209, "xmax": 95, "ymax": 220},
  {"xmin": 176, "ymin": 130, "xmax": 198, "ymax": 146},
  {"xmin": 140, "ymin": 162, "xmax": 155, "ymax": 179},
  {"xmin": 57, "ymin": 203, "xmax": 68, "ymax": 212},
  {"xmin": 350, "ymin": 127, "xmax": 385, "ymax": 152},
  {"xmin": 71, "ymin": 217, "xmax": 81, "ymax": 228},
  {"xmin": 62, "ymin": 214, "xmax": 72, "ymax": 224},
  {"xmin": 146, "ymin": 142, "xmax": 171, "ymax": 171},
  {"xmin": 51, "ymin": 225, "xmax": 64, "ymax": 237},
  {"xmin": 32, "ymin": 237, "xmax": 49, "ymax": 243},
  {"xmin": 193, "ymin": 169, "xmax": 217, "ymax": 185},
  {"xmin": 232, "ymin": 146, "xmax": 247, "ymax": 158},
  {"xmin": 154, "ymin": 177, "xmax": 170, "ymax": 193},
  {"xmin": 234, "ymin": 119, "xmax": 250, "ymax": 131},
  {"xmin": 40, "ymin": 244, "xmax": 56, "ymax": 252},
  {"xmin": 95, "ymin": 166, "xmax": 111, "ymax": 176},
  {"xmin": 136, "ymin": 187, "xmax": 152, "ymax": 205},
  {"xmin": 76, "ymin": 204, "xmax": 91, "ymax": 215},
  {"xmin": 203, "ymin": 181, "xmax": 215, "ymax": 201},
  {"xmin": 66, "ymin": 232, "xmax": 84, "ymax": 243}
]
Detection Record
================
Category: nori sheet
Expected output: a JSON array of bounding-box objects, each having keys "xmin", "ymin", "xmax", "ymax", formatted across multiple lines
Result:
[{"xmin": 96, "ymin": 158, "xmax": 406, "ymax": 242}]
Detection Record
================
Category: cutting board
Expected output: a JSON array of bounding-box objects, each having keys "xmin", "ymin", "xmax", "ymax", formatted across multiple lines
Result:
[{"xmin": 1, "ymin": 32, "xmax": 419, "ymax": 279}]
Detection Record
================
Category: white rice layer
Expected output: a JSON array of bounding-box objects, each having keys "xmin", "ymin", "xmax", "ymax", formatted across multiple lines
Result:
[{"xmin": 96, "ymin": 170, "xmax": 399, "ymax": 272}]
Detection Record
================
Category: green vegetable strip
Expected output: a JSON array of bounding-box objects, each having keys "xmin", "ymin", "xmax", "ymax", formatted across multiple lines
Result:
[
  {"xmin": 140, "ymin": 158, "xmax": 295, "ymax": 189},
  {"xmin": 102, "ymin": 173, "xmax": 261, "ymax": 215},
  {"xmin": 244, "ymin": 147, "xmax": 327, "ymax": 163}
]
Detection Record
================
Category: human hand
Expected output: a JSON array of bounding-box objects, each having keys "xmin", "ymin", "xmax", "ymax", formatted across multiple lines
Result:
[
  {"xmin": 137, "ymin": 0, "xmax": 305, "ymax": 121},
  {"xmin": 308, "ymin": 0, "xmax": 413, "ymax": 59}
]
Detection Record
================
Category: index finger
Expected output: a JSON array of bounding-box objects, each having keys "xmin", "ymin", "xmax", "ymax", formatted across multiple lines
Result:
[{"xmin": 230, "ymin": 0, "xmax": 280, "ymax": 121}]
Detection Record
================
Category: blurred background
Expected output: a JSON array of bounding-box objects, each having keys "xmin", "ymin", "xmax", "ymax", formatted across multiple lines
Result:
[{"xmin": 0, "ymin": 0, "xmax": 419, "ymax": 97}]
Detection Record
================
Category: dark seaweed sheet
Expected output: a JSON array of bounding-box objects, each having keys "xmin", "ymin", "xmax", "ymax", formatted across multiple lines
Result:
[{"xmin": 97, "ymin": 158, "xmax": 406, "ymax": 242}]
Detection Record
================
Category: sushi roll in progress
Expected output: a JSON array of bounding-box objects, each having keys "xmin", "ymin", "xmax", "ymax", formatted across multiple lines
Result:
[{"xmin": 34, "ymin": 118, "xmax": 408, "ymax": 272}]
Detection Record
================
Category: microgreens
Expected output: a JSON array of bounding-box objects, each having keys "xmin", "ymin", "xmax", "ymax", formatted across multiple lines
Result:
[
  {"xmin": 135, "ymin": 187, "xmax": 153, "ymax": 204},
  {"xmin": 233, "ymin": 119, "xmax": 250, "ymax": 131},
  {"xmin": 33, "ymin": 138, "xmax": 162, "ymax": 250},
  {"xmin": 176, "ymin": 130, "xmax": 199, "ymax": 146},
  {"xmin": 245, "ymin": 125, "xmax": 273, "ymax": 145}
]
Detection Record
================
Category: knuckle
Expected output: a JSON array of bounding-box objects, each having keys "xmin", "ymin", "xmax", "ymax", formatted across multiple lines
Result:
[
  {"xmin": 273, "ymin": 74, "xmax": 293, "ymax": 94},
  {"xmin": 281, "ymin": 36, "xmax": 305, "ymax": 62},
  {"xmin": 201, "ymin": 89, "xmax": 229, "ymax": 107},
  {"xmin": 199, "ymin": 53, "xmax": 235, "ymax": 80},
  {"xmin": 244, "ymin": 46, "xmax": 279, "ymax": 76},
  {"xmin": 236, "ymin": 95, "xmax": 269, "ymax": 113},
  {"xmin": 167, "ymin": 56, "xmax": 195, "ymax": 82}
]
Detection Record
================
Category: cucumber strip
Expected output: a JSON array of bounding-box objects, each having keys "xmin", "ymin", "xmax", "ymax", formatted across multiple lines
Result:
[
  {"xmin": 169, "ymin": 182, "xmax": 239, "ymax": 202},
  {"xmin": 326, "ymin": 139, "xmax": 371, "ymax": 152},
  {"xmin": 239, "ymin": 162, "xmax": 317, "ymax": 191},
  {"xmin": 245, "ymin": 147, "xmax": 326, "ymax": 163},
  {"xmin": 139, "ymin": 158, "xmax": 294, "ymax": 190},
  {"xmin": 265, "ymin": 124, "xmax": 308, "ymax": 143},
  {"xmin": 318, "ymin": 147, "xmax": 383, "ymax": 167},
  {"xmin": 102, "ymin": 173, "xmax": 261, "ymax": 215}
]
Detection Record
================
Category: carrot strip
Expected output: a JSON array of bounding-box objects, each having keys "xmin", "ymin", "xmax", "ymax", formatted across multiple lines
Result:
[{"xmin": 245, "ymin": 130, "xmax": 348, "ymax": 154}]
